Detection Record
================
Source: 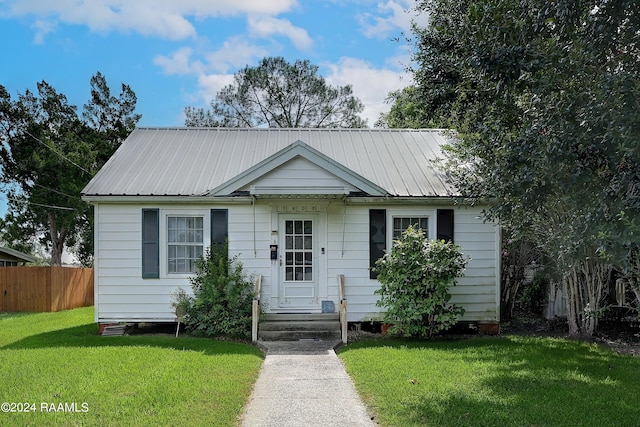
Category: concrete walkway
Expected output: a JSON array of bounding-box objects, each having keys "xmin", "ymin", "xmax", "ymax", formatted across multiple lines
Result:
[{"xmin": 240, "ymin": 339, "xmax": 376, "ymax": 427}]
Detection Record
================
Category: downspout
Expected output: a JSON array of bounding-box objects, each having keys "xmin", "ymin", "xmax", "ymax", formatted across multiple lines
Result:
[
  {"xmin": 341, "ymin": 196, "xmax": 347, "ymax": 258},
  {"xmin": 252, "ymin": 195, "xmax": 257, "ymax": 257}
]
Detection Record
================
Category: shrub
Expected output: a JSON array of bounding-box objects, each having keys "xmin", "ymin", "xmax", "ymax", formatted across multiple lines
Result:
[
  {"xmin": 374, "ymin": 225, "xmax": 468, "ymax": 338},
  {"xmin": 172, "ymin": 242, "xmax": 256, "ymax": 339}
]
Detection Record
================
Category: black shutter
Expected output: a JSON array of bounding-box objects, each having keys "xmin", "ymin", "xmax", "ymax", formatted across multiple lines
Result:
[
  {"xmin": 437, "ymin": 209, "xmax": 454, "ymax": 243},
  {"xmin": 211, "ymin": 209, "xmax": 228, "ymax": 249},
  {"xmin": 369, "ymin": 209, "xmax": 386, "ymax": 279},
  {"xmin": 142, "ymin": 209, "xmax": 159, "ymax": 278}
]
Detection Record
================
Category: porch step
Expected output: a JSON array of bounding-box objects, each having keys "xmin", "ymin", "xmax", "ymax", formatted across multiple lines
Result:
[{"xmin": 259, "ymin": 313, "xmax": 341, "ymax": 341}]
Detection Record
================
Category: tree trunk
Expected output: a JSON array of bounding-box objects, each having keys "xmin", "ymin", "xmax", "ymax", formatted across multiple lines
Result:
[
  {"xmin": 48, "ymin": 213, "xmax": 67, "ymax": 266},
  {"xmin": 564, "ymin": 257, "xmax": 610, "ymax": 336}
]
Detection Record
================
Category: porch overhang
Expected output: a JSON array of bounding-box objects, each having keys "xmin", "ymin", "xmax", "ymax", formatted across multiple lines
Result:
[{"xmin": 249, "ymin": 185, "xmax": 351, "ymax": 196}]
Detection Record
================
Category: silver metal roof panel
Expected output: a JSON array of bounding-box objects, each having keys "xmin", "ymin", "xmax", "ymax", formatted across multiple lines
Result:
[{"xmin": 81, "ymin": 128, "xmax": 459, "ymax": 198}]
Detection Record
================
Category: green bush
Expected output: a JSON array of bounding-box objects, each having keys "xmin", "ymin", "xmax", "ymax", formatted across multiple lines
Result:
[
  {"xmin": 374, "ymin": 226, "xmax": 468, "ymax": 338},
  {"xmin": 172, "ymin": 242, "xmax": 256, "ymax": 339}
]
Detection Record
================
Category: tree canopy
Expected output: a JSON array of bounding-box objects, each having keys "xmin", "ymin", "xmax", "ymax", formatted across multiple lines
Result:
[
  {"xmin": 0, "ymin": 72, "xmax": 140, "ymax": 265},
  {"xmin": 185, "ymin": 57, "xmax": 367, "ymax": 128},
  {"xmin": 394, "ymin": 0, "xmax": 640, "ymax": 335}
]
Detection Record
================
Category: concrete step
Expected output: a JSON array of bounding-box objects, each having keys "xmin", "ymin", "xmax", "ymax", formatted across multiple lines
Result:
[
  {"xmin": 259, "ymin": 313, "xmax": 341, "ymax": 341},
  {"xmin": 259, "ymin": 329, "xmax": 341, "ymax": 341},
  {"xmin": 262, "ymin": 313, "xmax": 339, "ymax": 322},
  {"xmin": 260, "ymin": 320, "xmax": 340, "ymax": 332}
]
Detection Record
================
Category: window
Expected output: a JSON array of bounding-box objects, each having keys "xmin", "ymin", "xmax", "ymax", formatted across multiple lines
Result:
[
  {"xmin": 0, "ymin": 261, "xmax": 17, "ymax": 267},
  {"xmin": 370, "ymin": 209, "xmax": 453, "ymax": 281},
  {"xmin": 167, "ymin": 216, "xmax": 204, "ymax": 274},
  {"xmin": 392, "ymin": 216, "xmax": 428, "ymax": 239}
]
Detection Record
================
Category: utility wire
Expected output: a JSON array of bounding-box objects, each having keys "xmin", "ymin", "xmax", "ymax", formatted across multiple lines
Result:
[
  {"xmin": 32, "ymin": 183, "xmax": 78, "ymax": 200},
  {"xmin": 0, "ymin": 193, "xmax": 76, "ymax": 211},
  {"xmin": 25, "ymin": 131, "xmax": 93, "ymax": 176}
]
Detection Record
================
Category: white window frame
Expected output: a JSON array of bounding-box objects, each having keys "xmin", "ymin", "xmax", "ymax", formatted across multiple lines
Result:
[
  {"xmin": 387, "ymin": 209, "xmax": 435, "ymax": 245},
  {"xmin": 161, "ymin": 210, "xmax": 209, "ymax": 278}
]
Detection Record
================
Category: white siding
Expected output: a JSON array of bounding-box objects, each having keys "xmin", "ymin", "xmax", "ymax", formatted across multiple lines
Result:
[
  {"xmin": 324, "ymin": 204, "xmax": 500, "ymax": 323},
  {"xmin": 240, "ymin": 157, "xmax": 357, "ymax": 193},
  {"xmin": 94, "ymin": 200, "xmax": 499, "ymax": 324},
  {"xmin": 94, "ymin": 203, "xmax": 272, "ymax": 322}
]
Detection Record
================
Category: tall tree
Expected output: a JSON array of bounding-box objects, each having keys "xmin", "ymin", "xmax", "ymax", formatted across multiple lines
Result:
[
  {"xmin": 402, "ymin": 0, "xmax": 640, "ymax": 335},
  {"xmin": 0, "ymin": 73, "xmax": 140, "ymax": 265},
  {"xmin": 77, "ymin": 72, "xmax": 141, "ymax": 265},
  {"xmin": 185, "ymin": 57, "xmax": 367, "ymax": 128}
]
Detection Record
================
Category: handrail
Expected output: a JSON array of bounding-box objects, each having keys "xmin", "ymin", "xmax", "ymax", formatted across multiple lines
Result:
[
  {"xmin": 338, "ymin": 274, "xmax": 347, "ymax": 344},
  {"xmin": 251, "ymin": 275, "xmax": 262, "ymax": 343}
]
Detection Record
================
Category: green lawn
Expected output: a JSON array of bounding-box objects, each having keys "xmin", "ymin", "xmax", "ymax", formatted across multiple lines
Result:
[
  {"xmin": 339, "ymin": 336, "xmax": 640, "ymax": 427},
  {"xmin": 0, "ymin": 307, "xmax": 263, "ymax": 426}
]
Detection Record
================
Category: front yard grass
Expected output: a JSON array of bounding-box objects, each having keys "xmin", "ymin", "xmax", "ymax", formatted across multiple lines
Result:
[
  {"xmin": 339, "ymin": 336, "xmax": 640, "ymax": 427},
  {"xmin": 0, "ymin": 307, "xmax": 263, "ymax": 426}
]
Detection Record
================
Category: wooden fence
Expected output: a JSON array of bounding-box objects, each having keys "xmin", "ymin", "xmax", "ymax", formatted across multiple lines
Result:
[{"xmin": 0, "ymin": 266, "xmax": 93, "ymax": 312}]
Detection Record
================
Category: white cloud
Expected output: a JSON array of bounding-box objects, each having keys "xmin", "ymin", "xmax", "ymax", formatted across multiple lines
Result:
[
  {"xmin": 6, "ymin": 0, "xmax": 299, "ymax": 41},
  {"xmin": 325, "ymin": 57, "xmax": 410, "ymax": 126},
  {"xmin": 197, "ymin": 73, "xmax": 235, "ymax": 105},
  {"xmin": 31, "ymin": 18, "xmax": 56, "ymax": 44},
  {"xmin": 247, "ymin": 15, "xmax": 313, "ymax": 50},
  {"xmin": 358, "ymin": 0, "xmax": 428, "ymax": 39},
  {"xmin": 155, "ymin": 36, "xmax": 268, "ymax": 109},
  {"xmin": 154, "ymin": 47, "xmax": 198, "ymax": 75},
  {"xmin": 204, "ymin": 36, "xmax": 269, "ymax": 73}
]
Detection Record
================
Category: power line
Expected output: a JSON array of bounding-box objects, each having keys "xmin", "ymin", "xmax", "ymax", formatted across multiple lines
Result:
[
  {"xmin": 32, "ymin": 183, "xmax": 78, "ymax": 200},
  {"xmin": 0, "ymin": 193, "xmax": 76, "ymax": 211},
  {"xmin": 24, "ymin": 131, "xmax": 93, "ymax": 176}
]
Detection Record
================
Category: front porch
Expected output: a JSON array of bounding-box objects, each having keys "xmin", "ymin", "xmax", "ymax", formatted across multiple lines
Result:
[{"xmin": 252, "ymin": 274, "xmax": 348, "ymax": 343}]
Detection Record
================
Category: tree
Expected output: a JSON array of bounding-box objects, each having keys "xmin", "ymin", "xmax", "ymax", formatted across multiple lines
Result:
[
  {"xmin": 77, "ymin": 72, "xmax": 141, "ymax": 264},
  {"xmin": 374, "ymin": 226, "xmax": 467, "ymax": 338},
  {"xmin": 0, "ymin": 73, "xmax": 140, "ymax": 265},
  {"xmin": 185, "ymin": 57, "xmax": 367, "ymax": 128},
  {"xmin": 375, "ymin": 86, "xmax": 429, "ymax": 128},
  {"xmin": 401, "ymin": 0, "xmax": 640, "ymax": 335},
  {"xmin": 171, "ymin": 242, "xmax": 256, "ymax": 338}
]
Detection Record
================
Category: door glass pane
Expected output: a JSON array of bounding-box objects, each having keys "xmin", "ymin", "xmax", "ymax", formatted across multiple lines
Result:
[{"xmin": 284, "ymin": 218, "xmax": 313, "ymax": 282}]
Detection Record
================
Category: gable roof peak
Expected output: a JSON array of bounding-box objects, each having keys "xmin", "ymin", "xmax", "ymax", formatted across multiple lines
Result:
[{"xmin": 208, "ymin": 137, "xmax": 387, "ymax": 196}]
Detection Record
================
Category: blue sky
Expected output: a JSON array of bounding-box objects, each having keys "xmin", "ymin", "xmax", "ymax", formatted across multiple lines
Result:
[{"xmin": 0, "ymin": 0, "xmax": 427, "ymax": 216}]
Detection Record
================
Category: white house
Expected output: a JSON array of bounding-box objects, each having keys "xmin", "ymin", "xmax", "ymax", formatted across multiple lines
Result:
[{"xmin": 82, "ymin": 128, "xmax": 500, "ymax": 333}]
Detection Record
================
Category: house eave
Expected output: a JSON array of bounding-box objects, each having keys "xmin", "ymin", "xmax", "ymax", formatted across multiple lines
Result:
[
  {"xmin": 81, "ymin": 195, "xmax": 254, "ymax": 204},
  {"xmin": 345, "ymin": 195, "xmax": 486, "ymax": 205}
]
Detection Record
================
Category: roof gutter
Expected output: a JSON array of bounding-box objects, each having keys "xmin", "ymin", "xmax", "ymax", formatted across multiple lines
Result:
[{"xmin": 81, "ymin": 195, "xmax": 254, "ymax": 205}]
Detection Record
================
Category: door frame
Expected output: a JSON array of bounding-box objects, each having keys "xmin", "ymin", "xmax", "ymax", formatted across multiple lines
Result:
[{"xmin": 270, "ymin": 210, "xmax": 327, "ymax": 312}]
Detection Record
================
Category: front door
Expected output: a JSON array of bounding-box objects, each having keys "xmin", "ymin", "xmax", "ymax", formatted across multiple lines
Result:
[{"xmin": 278, "ymin": 215, "xmax": 319, "ymax": 309}]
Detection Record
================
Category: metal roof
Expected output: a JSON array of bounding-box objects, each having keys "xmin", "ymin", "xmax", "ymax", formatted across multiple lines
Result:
[
  {"xmin": 81, "ymin": 128, "xmax": 459, "ymax": 198},
  {"xmin": 0, "ymin": 246, "xmax": 38, "ymax": 263}
]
